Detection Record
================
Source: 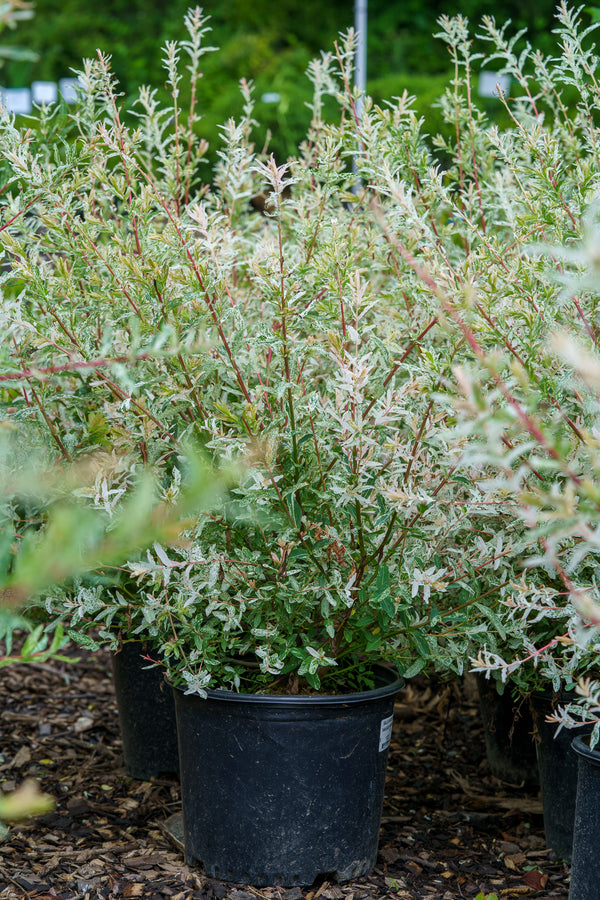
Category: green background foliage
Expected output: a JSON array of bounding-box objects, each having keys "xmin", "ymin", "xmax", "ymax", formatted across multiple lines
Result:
[{"xmin": 0, "ymin": 0, "xmax": 562, "ymax": 161}]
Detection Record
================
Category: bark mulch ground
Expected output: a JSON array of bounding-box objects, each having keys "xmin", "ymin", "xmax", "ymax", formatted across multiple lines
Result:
[{"xmin": 0, "ymin": 645, "xmax": 570, "ymax": 900}]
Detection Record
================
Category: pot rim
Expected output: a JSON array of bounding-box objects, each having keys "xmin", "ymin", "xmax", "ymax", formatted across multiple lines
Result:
[
  {"xmin": 572, "ymin": 733, "xmax": 600, "ymax": 763},
  {"xmin": 171, "ymin": 664, "xmax": 404, "ymax": 707}
]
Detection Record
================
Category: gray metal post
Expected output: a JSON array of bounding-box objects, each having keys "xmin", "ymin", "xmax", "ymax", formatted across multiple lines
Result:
[{"xmin": 354, "ymin": 0, "xmax": 367, "ymax": 118}]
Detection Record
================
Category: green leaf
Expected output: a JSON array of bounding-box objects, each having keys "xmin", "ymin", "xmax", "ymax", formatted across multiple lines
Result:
[
  {"xmin": 474, "ymin": 603, "xmax": 507, "ymax": 641},
  {"xmin": 410, "ymin": 630, "xmax": 430, "ymax": 659},
  {"xmin": 66, "ymin": 630, "xmax": 102, "ymax": 651},
  {"xmin": 369, "ymin": 335, "xmax": 390, "ymax": 365},
  {"xmin": 379, "ymin": 594, "xmax": 395, "ymax": 618},
  {"xmin": 452, "ymin": 475, "xmax": 472, "ymax": 486},
  {"xmin": 402, "ymin": 657, "xmax": 426, "ymax": 679},
  {"xmin": 20, "ymin": 624, "xmax": 46, "ymax": 657},
  {"xmin": 286, "ymin": 495, "xmax": 303, "ymax": 527},
  {"xmin": 375, "ymin": 563, "xmax": 390, "ymax": 594}
]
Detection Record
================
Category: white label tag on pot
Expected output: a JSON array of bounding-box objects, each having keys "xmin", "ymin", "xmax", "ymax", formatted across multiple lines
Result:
[{"xmin": 379, "ymin": 714, "xmax": 394, "ymax": 752}]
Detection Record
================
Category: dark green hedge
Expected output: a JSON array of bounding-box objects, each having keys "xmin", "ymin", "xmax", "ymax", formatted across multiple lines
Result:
[{"xmin": 0, "ymin": 0, "xmax": 568, "ymax": 162}]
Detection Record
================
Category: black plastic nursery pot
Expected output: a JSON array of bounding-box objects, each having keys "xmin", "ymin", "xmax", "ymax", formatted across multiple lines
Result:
[
  {"xmin": 111, "ymin": 641, "xmax": 179, "ymax": 780},
  {"xmin": 568, "ymin": 735, "xmax": 600, "ymax": 900},
  {"xmin": 529, "ymin": 692, "xmax": 592, "ymax": 863},
  {"xmin": 475, "ymin": 675, "xmax": 538, "ymax": 787},
  {"xmin": 172, "ymin": 667, "xmax": 403, "ymax": 887}
]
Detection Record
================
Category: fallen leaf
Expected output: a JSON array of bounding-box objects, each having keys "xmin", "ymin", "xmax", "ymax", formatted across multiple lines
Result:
[
  {"xmin": 283, "ymin": 890, "xmax": 303, "ymax": 900},
  {"xmin": 321, "ymin": 888, "xmax": 344, "ymax": 900},
  {"xmin": 497, "ymin": 841, "xmax": 521, "ymax": 854},
  {"xmin": 504, "ymin": 853, "xmax": 527, "ymax": 870},
  {"xmin": 72, "ymin": 716, "xmax": 94, "ymax": 733},
  {"xmin": 122, "ymin": 885, "xmax": 145, "ymax": 898},
  {"xmin": 523, "ymin": 870, "xmax": 548, "ymax": 890},
  {"xmin": 380, "ymin": 846, "xmax": 400, "ymax": 864},
  {"xmin": 9, "ymin": 747, "xmax": 31, "ymax": 769},
  {"xmin": 404, "ymin": 860, "xmax": 423, "ymax": 874}
]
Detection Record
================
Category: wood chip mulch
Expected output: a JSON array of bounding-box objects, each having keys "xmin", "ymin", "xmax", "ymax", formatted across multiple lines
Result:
[{"xmin": 0, "ymin": 646, "xmax": 570, "ymax": 899}]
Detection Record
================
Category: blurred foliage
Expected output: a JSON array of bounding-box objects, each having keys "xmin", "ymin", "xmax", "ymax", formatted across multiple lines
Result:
[
  {"xmin": 0, "ymin": 437, "xmax": 227, "ymax": 610},
  {"xmin": 367, "ymin": 0, "xmax": 559, "ymax": 74},
  {"xmin": 0, "ymin": 0, "xmax": 36, "ymax": 66},
  {"xmin": 0, "ymin": 0, "xmax": 568, "ymax": 162},
  {"xmin": 0, "ymin": 779, "xmax": 54, "ymax": 837}
]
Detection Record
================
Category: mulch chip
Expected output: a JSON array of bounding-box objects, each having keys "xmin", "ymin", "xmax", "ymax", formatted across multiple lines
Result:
[{"xmin": 0, "ymin": 646, "xmax": 570, "ymax": 898}]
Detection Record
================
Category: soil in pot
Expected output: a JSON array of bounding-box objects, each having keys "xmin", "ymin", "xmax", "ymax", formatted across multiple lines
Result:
[
  {"xmin": 172, "ymin": 667, "xmax": 403, "ymax": 887},
  {"xmin": 111, "ymin": 640, "xmax": 179, "ymax": 780}
]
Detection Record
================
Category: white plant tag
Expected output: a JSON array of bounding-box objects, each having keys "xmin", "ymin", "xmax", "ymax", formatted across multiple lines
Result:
[{"xmin": 379, "ymin": 714, "xmax": 394, "ymax": 752}]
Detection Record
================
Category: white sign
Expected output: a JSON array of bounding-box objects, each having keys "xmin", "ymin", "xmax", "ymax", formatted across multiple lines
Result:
[
  {"xmin": 478, "ymin": 71, "xmax": 511, "ymax": 98},
  {"xmin": 59, "ymin": 77, "xmax": 80, "ymax": 104},
  {"xmin": 32, "ymin": 81, "xmax": 58, "ymax": 105},
  {"xmin": 1, "ymin": 88, "xmax": 32, "ymax": 115}
]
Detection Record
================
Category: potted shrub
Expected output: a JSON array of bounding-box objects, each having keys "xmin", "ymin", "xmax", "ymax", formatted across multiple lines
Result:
[
  {"xmin": 452, "ymin": 283, "xmax": 600, "ymax": 881},
  {"xmin": 341, "ymin": 4, "xmax": 600, "ymax": 862},
  {"xmin": 0, "ymin": 7, "xmax": 521, "ymax": 885},
  {"xmin": 425, "ymin": 6, "xmax": 600, "ymax": 867}
]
